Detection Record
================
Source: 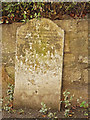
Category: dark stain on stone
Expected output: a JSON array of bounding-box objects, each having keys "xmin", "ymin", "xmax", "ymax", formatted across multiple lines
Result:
[
  {"xmin": 55, "ymin": 43, "xmax": 61, "ymax": 50},
  {"xmin": 35, "ymin": 90, "xmax": 38, "ymax": 93},
  {"xmin": 25, "ymin": 41, "xmax": 30, "ymax": 49}
]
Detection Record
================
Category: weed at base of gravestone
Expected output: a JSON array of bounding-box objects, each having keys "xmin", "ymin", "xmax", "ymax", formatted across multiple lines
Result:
[
  {"xmin": 39, "ymin": 102, "xmax": 57, "ymax": 119},
  {"xmin": 60, "ymin": 90, "xmax": 76, "ymax": 118},
  {"xmin": 39, "ymin": 102, "xmax": 48, "ymax": 115},
  {"xmin": 77, "ymin": 98, "xmax": 88, "ymax": 117},
  {"xmin": 18, "ymin": 109, "xmax": 24, "ymax": 114},
  {"xmin": 61, "ymin": 90, "xmax": 88, "ymax": 118},
  {"xmin": 60, "ymin": 90, "xmax": 74, "ymax": 117},
  {"xmin": 2, "ymin": 83, "xmax": 25, "ymax": 114},
  {"xmin": 3, "ymin": 83, "xmax": 15, "ymax": 113}
]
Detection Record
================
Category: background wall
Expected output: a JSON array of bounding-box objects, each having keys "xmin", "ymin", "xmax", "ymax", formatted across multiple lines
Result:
[
  {"xmin": 1, "ymin": 19, "xmax": 88, "ymax": 106},
  {"xmin": 54, "ymin": 20, "xmax": 88, "ymax": 103}
]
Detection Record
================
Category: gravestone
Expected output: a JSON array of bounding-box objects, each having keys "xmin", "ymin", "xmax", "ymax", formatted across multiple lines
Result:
[{"xmin": 14, "ymin": 18, "xmax": 64, "ymax": 110}]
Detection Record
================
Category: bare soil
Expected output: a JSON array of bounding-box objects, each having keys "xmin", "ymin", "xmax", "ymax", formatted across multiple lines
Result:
[{"xmin": 2, "ymin": 107, "xmax": 88, "ymax": 119}]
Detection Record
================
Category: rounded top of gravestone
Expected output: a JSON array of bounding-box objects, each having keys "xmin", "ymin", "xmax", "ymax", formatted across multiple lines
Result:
[
  {"xmin": 16, "ymin": 18, "xmax": 64, "ymax": 57},
  {"xmin": 17, "ymin": 18, "xmax": 64, "ymax": 33},
  {"xmin": 17, "ymin": 18, "xmax": 64, "ymax": 42}
]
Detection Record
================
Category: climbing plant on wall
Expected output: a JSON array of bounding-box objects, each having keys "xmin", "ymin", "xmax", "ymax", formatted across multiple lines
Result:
[{"xmin": 1, "ymin": 2, "xmax": 90, "ymax": 23}]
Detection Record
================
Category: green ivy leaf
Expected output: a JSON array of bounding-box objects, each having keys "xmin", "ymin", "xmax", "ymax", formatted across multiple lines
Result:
[
  {"xmin": 30, "ymin": 15, "xmax": 32, "ymax": 18},
  {"xmin": 23, "ymin": 14, "xmax": 27, "ymax": 19},
  {"xmin": 21, "ymin": 19, "xmax": 25, "ymax": 22}
]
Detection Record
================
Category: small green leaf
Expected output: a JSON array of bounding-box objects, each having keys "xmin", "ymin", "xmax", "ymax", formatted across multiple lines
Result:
[
  {"xmin": 23, "ymin": 14, "xmax": 27, "ymax": 19},
  {"xmin": 34, "ymin": 13, "xmax": 37, "ymax": 17},
  {"xmin": 26, "ymin": 19, "xmax": 29, "ymax": 22},
  {"xmin": 39, "ymin": 109, "xmax": 42, "ymax": 113},
  {"xmin": 30, "ymin": 15, "xmax": 32, "ymax": 18},
  {"xmin": 21, "ymin": 19, "xmax": 25, "ymax": 22},
  {"xmin": 0, "ymin": 20, "xmax": 3, "ymax": 24},
  {"xmin": 60, "ymin": 6, "xmax": 62, "ymax": 8},
  {"xmin": 6, "ymin": 20, "xmax": 9, "ymax": 23},
  {"xmin": 84, "ymin": 112, "xmax": 88, "ymax": 116},
  {"xmin": 80, "ymin": 101, "xmax": 86, "ymax": 107},
  {"xmin": 70, "ymin": 96, "xmax": 73, "ymax": 100}
]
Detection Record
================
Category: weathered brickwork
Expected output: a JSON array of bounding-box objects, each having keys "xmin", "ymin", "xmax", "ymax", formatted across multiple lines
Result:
[{"xmin": 54, "ymin": 19, "xmax": 88, "ymax": 103}]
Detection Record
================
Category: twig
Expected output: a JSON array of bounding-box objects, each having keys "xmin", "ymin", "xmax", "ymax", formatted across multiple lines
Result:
[{"xmin": 80, "ymin": 2, "xmax": 86, "ymax": 18}]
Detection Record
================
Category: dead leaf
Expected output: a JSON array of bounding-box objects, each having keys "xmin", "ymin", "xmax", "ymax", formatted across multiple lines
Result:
[{"xmin": 42, "ymin": 115, "xmax": 46, "ymax": 118}]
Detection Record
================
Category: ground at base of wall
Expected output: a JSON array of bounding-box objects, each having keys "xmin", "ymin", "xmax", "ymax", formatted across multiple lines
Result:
[{"xmin": 2, "ymin": 107, "xmax": 88, "ymax": 119}]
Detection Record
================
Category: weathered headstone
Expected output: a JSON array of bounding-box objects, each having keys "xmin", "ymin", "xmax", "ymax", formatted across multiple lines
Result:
[{"xmin": 14, "ymin": 18, "xmax": 64, "ymax": 110}]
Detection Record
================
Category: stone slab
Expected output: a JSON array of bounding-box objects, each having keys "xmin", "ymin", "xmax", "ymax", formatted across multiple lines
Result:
[{"xmin": 14, "ymin": 18, "xmax": 64, "ymax": 110}]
